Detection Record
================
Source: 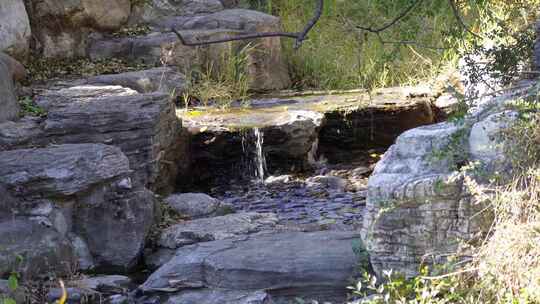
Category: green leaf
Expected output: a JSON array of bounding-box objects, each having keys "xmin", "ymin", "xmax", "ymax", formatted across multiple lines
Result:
[
  {"xmin": 7, "ymin": 274, "xmax": 18, "ymax": 291},
  {"xmin": 3, "ymin": 298, "xmax": 17, "ymax": 304}
]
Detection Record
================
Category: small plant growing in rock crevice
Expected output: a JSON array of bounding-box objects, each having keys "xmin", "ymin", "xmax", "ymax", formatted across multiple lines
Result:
[{"xmin": 18, "ymin": 96, "xmax": 46, "ymax": 118}]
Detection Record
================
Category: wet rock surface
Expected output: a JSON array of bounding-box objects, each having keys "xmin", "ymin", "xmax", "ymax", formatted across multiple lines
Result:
[{"xmin": 213, "ymin": 166, "xmax": 371, "ymax": 230}]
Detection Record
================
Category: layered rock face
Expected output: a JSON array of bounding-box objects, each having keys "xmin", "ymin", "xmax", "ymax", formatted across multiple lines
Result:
[
  {"xmin": 0, "ymin": 144, "xmax": 155, "ymax": 276},
  {"xmin": 0, "ymin": 68, "xmax": 187, "ymax": 276},
  {"xmin": 362, "ymin": 84, "xmax": 530, "ymax": 277}
]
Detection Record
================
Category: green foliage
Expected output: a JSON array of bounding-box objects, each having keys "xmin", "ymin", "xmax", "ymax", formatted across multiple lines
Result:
[
  {"xmin": 352, "ymin": 239, "xmax": 370, "ymax": 273},
  {"xmin": 19, "ymin": 96, "xmax": 46, "ymax": 117},
  {"xmin": 111, "ymin": 24, "xmax": 151, "ymax": 37},
  {"xmin": 348, "ymin": 267, "xmax": 477, "ymax": 304},
  {"xmin": 1, "ymin": 255, "xmax": 23, "ymax": 304},
  {"xmin": 183, "ymin": 43, "xmax": 253, "ymax": 108},
  {"xmin": 241, "ymin": 0, "xmax": 539, "ymax": 92},
  {"xmin": 429, "ymin": 127, "xmax": 470, "ymax": 170}
]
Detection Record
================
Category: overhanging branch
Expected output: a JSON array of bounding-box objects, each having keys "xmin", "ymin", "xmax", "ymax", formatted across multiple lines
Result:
[{"xmin": 172, "ymin": 0, "xmax": 324, "ymax": 49}]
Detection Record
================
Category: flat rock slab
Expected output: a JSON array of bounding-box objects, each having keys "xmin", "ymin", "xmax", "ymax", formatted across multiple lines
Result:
[
  {"xmin": 181, "ymin": 87, "xmax": 433, "ymax": 131},
  {"xmin": 0, "ymin": 143, "xmax": 129, "ymax": 197},
  {"xmin": 84, "ymin": 67, "xmax": 186, "ymax": 96},
  {"xmin": 141, "ymin": 231, "xmax": 363, "ymax": 301},
  {"xmin": 158, "ymin": 212, "xmax": 279, "ymax": 249}
]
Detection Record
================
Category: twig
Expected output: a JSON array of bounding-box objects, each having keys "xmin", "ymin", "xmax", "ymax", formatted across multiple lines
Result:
[
  {"xmin": 355, "ymin": 0, "xmax": 424, "ymax": 33},
  {"xmin": 420, "ymin": 267, "xmax": 479, "ymax": 280},
  {"xmin": 448, "ymin": 0, "xmax": 482, "ymax": 39},
  {"xmin": 375, "ymin": 35, "xmax": 449, "ymax": 51},
  {"xmin": 172, "ymin": 0, "xmax": 324, "ymax": 50}
]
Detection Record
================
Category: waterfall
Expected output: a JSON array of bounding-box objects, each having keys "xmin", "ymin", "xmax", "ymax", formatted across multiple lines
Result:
[{"xmin": 253, "ymin": 127, "xmax": 267, "ymax": 182}]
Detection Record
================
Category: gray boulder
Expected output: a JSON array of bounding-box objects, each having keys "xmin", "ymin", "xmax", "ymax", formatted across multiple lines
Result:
[
  {"xmin": 36, "ymin": 85, "xmax": 185, "ymax": 194},
  {"xmin": 0, "ymin": 52, "xmax": 27, "ymax": 82},
  {"xmin": 0, "ymin": 55, "xmax": 19, "ymax": 123},
  {"xmin": 130, "ymin": 0, "xmax": 224, "ymax": 24},
  {"xmin": 0, "ymin": 144, "xmax": 130, "ymax": 197},
  {"xmin": 0, "ymin": 144, "xmax": 156, "ymax": 272},
  {"xmin": 150, "ymin": 212, "xmax": 278, "ymax": 268},
  {"xmin": 0, "ymin": 219, "xmax": 76, "ymax": 279},
  {"xmin": 0, "ymin": 0, "xmax": 31, "ymax": 57},
  {"xmin": 306, "ymin": 175, "xmax": 347, "ymax": 192},
  {"xmin": 163, "ymin": 193, "xmax": 222, "ymax": 218},
  {"xmin": 74, "ymin": 187, "xmax": 156, "ymax": 271},
  {"xmin": 141, "ymin": 231, "xmax": 363, "ymax": 302},
  {"xmin": 158, "ymin": 212, "xmax": 279, "ymax": 249},
  {"xmin": 25, "ymin": 0, "xmax": 130, "ymax": 57},
  {"xmin": 362, "ymin": 95, "xmax": 521, "ymax": 277},
  {"xmin": 90, "ymin": 9, "xmax": 291, "ymax": 90},
  {"xmin": 189, "ymin": 110, "xmax": 323, "ymax": 185}
]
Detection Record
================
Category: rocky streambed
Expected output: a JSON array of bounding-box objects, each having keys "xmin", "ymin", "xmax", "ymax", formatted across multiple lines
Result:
[
  {"xmin": 2, "ymin": 0, "xmax": 527, "ymax": 302},
  {"xmin": 0, "ymin": 60, "xmax": 446, "ymax": 303}
]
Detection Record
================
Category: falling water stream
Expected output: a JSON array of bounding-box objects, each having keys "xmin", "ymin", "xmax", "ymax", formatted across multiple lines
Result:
[{"xmin": 253, "ymin": 127, "xmax": 267, "ymax": 182}]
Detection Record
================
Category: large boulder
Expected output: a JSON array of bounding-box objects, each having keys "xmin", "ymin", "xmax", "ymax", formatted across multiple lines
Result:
[
  {"xmin": 0, "ymin": 55, "xmax": 20, "ymax": 123},
  {"xmin": 141, "ymin": 231, "xmax": 364, "ymax": 302},
  {"xmin": 158, "ymin": 212, "xmax": 277, "ymax": 247},
  {"xmin": 25, "ymin": 0, "xmax": 131, "ymax": 57},
  {"xmin": 35, "ymin": 85, "xmax": 185, "ymax": 194},
  {"xmin": 0, "ymin": 52, "xmax": 27, "ymax": 82},
  {"xmin": 362, "ymin": 89, "xmax": 524, "ymax": 277},
  {"xmin": 89, "ymin": 9, "xmax": 291, "ymax": 90},
  {"xmin": 0, "ymin": 144, "xmax": 156, "ymax": 273},
  {"xmin": 0, "ymin": 144, "xmax": 130, "ymax": 197},
  {"xmin": 0, "ymin": 0, "xmax": 31, "ymax": 57},
  {"xmin": 148, "ymin": 212, "xmax": 278, "ymax": 269},
  {"xmin": 129, "ymin": 0, "xmax": 224, "ymax": 24},
  {"xmin": 0, "ymin": 219, "xmax": 75, "ymax": 279},
  {"xmin": 187, "ymin": 110, "xmax": 323, "ymax": 185}
]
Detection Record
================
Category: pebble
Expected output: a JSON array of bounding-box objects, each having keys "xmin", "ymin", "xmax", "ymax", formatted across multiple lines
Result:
[{"xmin": 212, "ymin": 163, "xmax": 369, "ymax": 230}]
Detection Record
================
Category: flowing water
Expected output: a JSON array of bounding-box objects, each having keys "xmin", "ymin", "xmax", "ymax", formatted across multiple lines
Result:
[{"xmin": 253, "ymin": 127, "xmax": 267, "ymax": 182}]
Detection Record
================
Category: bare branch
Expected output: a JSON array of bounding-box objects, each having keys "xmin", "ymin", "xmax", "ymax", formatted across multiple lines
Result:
[
  {"xmin": 448, "ymin": 0, "xmax": 482, "ymax": 39},
  {"xmin": 355, "ymin": 0, "xmax": 424, "ymax": 33},
  {"xmin": 172, "ymin": 0, "xmax": 324, "ymax": 50},
  {"xmin": 374, "ymin": 33, "xmax": 449, "ymax": 51}
]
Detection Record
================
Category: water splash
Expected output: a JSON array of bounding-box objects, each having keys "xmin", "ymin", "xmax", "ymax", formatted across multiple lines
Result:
[{"xmin": 253, "ymin": 127, "xmax": 267, "ymax": 182}]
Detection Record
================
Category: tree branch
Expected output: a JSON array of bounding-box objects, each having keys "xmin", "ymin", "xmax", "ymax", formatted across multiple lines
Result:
[
  {"xmin": 355, "ymin": 0, "xmax": 423, "ymax": 33},
  {"xmin": 448, "ymin": 0, "xmax": 482, "ymax": 39},
  {"xmin": 172, "ymin": 0, "xmax": 324, "ymax": 50}
]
